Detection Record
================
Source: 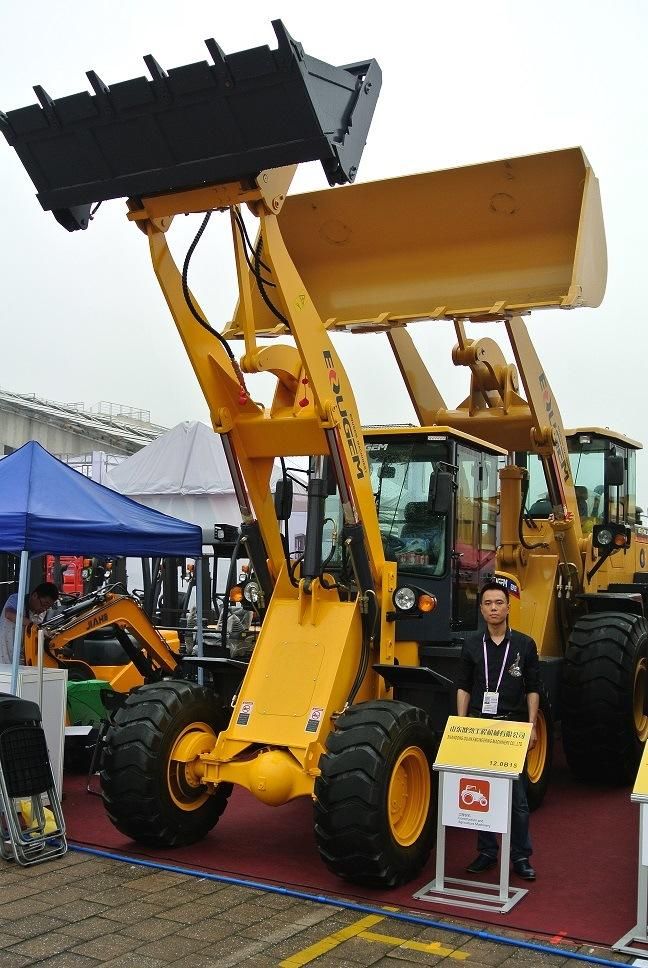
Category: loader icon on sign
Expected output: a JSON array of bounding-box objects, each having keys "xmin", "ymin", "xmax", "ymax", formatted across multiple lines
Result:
[{"xmin": 459, "ymin": 778, "xmax": 490, "ymax": 812}]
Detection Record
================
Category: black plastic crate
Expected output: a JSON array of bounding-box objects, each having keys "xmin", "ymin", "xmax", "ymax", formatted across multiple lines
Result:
[
  {"xmin": 0, "ymin": 693, "xmax": 41, "ymax": 728},
  {"xmin": 0, "ymin": 725, "xmax": 53, "ymax": 799}
]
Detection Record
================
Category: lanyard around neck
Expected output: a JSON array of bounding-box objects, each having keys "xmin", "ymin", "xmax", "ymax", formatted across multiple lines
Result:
[{"xmin": 483, "ymin": 634, "xmax": 510, "ymax": 694}]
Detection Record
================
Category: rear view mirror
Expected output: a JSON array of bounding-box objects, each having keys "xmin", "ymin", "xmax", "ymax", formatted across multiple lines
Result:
[
  {"xmin": 429, "ymin": 471, "xmax": 453, "ymax": 515},
  {"xmin": 380, "ymin": 464, "xmax": 396, "ymax": 479},
  {"xmin": 274, "ymin": 478, "xmax": 294, "ymax": 521},
  {"xmin": 604, "ymin": 454, "xmax": 625, "ymax": 487}
]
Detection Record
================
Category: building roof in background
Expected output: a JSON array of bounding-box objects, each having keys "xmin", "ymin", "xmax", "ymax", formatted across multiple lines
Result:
[{"xmin": 0, "ymin": 388, "xmax": 167, "ymax": 453}]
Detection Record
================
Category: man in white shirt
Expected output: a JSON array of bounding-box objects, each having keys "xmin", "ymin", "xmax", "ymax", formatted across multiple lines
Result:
[{"xmin": 0, "ymin": 582, "xmax": 59, "ymax": 665}]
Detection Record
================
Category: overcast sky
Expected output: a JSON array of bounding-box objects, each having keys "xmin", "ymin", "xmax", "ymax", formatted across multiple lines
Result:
[{"xmin": 2, "ymin": 1, "xmax": 647, "ymax": 497}]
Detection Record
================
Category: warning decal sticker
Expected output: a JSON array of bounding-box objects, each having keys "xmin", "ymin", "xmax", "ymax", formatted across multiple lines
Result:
[
  {"xmin": 306, "ymin": 707, "xmax": 324, "ymax": 733},
  {"xmin": 237, "ymin": 700, "xmax": 254, "ymax": 726}
]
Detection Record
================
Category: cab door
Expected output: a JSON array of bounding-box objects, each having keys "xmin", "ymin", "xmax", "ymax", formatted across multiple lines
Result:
[{"xmin": 453, "ymin": 445, "xmax": 499, "ymax": 630}]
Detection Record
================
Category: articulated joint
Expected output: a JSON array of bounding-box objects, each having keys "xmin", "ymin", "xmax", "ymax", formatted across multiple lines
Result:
[{"xmin": 530, "ymin": 426, "xmax": 556, "ymax": 456}]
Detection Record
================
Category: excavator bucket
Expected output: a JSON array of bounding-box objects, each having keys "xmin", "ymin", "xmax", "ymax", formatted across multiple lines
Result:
[
  {"xmin": 226, "ymin": 146, "xmax": 607, "ymax": 336},
  {"xmin": 0, "ymin": 20, "xmax": 381, "ymax": 231}
]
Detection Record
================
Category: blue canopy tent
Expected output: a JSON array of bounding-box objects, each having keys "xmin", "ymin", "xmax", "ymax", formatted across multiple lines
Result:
[{"xmin": 0, "ymin": 441, "xmax": 204, "ymax": 693}]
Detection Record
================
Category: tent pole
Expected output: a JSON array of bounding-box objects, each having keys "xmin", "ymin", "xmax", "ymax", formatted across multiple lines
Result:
[
  {"xmin": 37, "ymin": 628, "xmax": 45, "ymax": 711},
  {"xmin": 195, "ymin": 557, "xmax": 204, "ymax": 687},
  {"xmin": 10, "ymin": 550, "xmax": 30, "ymax": 695}
]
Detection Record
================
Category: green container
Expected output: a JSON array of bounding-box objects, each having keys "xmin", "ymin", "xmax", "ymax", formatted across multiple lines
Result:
[{"xmin": 66, "ymin": 680, "xmax": 114, "ymax": 727}]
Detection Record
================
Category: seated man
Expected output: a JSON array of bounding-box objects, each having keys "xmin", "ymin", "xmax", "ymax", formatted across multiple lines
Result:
[{"xmin": 574, "ymin": 485, "xmax": 589, "ymax": 518}]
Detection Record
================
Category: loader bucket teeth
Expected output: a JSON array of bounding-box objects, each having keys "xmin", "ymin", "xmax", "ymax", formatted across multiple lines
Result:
[{"xmin": 0, "ymin": 19, "xmax": 381, "ymax": 230}]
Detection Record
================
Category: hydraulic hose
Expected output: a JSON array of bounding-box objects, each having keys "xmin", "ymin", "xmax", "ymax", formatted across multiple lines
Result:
[{"xmin": 67, "ymin": 845, "xmax": 627, "ymax": 967}]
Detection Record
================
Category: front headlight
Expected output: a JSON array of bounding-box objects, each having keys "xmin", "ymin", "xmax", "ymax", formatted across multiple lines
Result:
[
  {"xmin": 597, "ymin": 528, "xmax": 613, "ymax": 547},
  {"xmin": 393, "ymin": 586, "xmax": 416, "ymax": 611},
  {"xmin": 243, "ymin": 581, "xmax": 260, "ymax": 605}
]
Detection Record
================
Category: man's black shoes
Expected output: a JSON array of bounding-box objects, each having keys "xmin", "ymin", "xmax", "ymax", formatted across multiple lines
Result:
[
  {"xmin": 466, "ymin": 855, "xmax": 536, "ymax": 880},
  {"xmin": 465, "ymin": 853, "xmax": 497, "ymax": 873},
  {"xmin": 513, "ymin": 859, "xmax": 536, "ymax": 880}
]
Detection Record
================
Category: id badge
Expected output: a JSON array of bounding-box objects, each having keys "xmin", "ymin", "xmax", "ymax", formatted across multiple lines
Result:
[{"xmin": 482, "ymin": 691, "xmax": 499, "ymax": 715}]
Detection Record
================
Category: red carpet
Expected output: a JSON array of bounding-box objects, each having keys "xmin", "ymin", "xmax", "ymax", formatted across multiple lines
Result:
[{"xmin": 64, "ymin": 754, "xmax": 638, "ymax": 947}]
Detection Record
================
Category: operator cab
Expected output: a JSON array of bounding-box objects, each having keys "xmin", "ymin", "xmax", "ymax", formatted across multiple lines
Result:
[
  {"xmin": 322, "ymin": 426, "xmax": 505, "ymax": 640},
  {"xmin": 524, "ymin": 428, "xmax": 641, "ymax": 531}
]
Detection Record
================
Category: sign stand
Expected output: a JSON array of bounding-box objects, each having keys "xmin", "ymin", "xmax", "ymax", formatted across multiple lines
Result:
[
  {"xmin": 613, "ymin": 802, "xmax": 648, "ymax": 955},
  {"xmin": 613, "ymin": 738, "xmax": 648, "ymax": 956},
  {"xmin": 414, "ymin": 716, "xmax": 532, "ymax": 915},
  {"xmin": 415, "ymin": 767, "xmax": 527, "ymax": 913}
]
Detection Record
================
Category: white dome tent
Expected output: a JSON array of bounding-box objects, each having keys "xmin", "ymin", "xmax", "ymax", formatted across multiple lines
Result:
[
  {"xmin": 108, "ymin": 420, "xmax": 244, "ymax": 540},
  {"xmin": 107, "ymin": 421, "xmax": 308, "ymax": 589}
]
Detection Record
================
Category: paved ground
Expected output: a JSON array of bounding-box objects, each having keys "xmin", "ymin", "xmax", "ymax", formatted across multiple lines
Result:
[{"xmin": 0, "ymin": 849, "xmax": 638, "ymax": 968}]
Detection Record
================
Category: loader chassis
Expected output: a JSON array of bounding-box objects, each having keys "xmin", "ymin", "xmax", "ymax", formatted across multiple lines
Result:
[{"xmin": 3, "ymin": 21, "xmax": 645, "ymax": 888}]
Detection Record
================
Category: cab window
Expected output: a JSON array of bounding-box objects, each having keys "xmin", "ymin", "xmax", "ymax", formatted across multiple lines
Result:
[{"xmin": 366, "ymin": 439, "xmax": 448, "ymax": 578}]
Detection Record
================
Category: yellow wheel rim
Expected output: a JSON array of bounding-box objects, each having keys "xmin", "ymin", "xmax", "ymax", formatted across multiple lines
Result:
[
  {"xmin": 634, "ymin": 658, "xmax": 648, "ymax": 742},
  {"xmin": 387, "ymin": 745, "xmax": 430, "ymax": 847},
  {"xmin": 526, "ymin": 710, "xmax": 548, "ymax": 785},
  {"xmin": 167, "ymin": 721, "xmax": 216, "ymax": 812}
]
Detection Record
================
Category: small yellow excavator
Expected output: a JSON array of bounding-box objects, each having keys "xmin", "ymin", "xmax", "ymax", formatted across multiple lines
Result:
[
  {"xmin": 4, "ymin": 21, "xmax": 646, "ymax": 889},
  {"xmin": 23, "ymin": 588, "xmax": 181, "ymax": 693}
]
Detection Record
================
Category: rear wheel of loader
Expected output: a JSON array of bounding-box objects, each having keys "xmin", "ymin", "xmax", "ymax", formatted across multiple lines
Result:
[
  {"xmin": 524, "ymin": 683, "xmax": 554, "ymax": 811},
  {"xmin": 562, "ymin": 612, "xmax": 648, "ymax": 783},
  {"xmin": 313, "ymin": 700, "xmax": 438, "ymax": 888},
  {"xmin": 100, "ymin": 679, "xmax": 232, "ymax": 846}
]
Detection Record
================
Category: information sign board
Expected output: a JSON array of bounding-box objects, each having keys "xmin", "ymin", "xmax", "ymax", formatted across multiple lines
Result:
[
  {"xmin": 435, "ymin": 716, "xmax": 532, "ymax": 775},
  {"xmin": 442, "ymin": 771, "xmax": 509, "ymax": 833}
]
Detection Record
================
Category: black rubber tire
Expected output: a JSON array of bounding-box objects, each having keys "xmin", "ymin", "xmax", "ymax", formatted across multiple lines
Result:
[
  {"xmin": 313, "ymin": 700, "xmax": 438, "ymax": 888},
  {"xmin": 562, "ymin": 612, "xmax": 648, "ymax": 784},
  {"xmin": 524, "ymin": 683, "xmax": 554, "ymax": 811},
  {"xmin": 100, "ymin": 679, "xmax": 232, "ymax": 846}
]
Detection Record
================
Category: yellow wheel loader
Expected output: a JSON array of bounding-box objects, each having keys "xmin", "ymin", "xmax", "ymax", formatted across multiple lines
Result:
[{"xmin": 3, "ymin": 21, "xmax": 644, "ymax": 887}]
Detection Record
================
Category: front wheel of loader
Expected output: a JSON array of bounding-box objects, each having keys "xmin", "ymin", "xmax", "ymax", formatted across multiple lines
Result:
[
  {"xmin": 562, "ymin": 612, "xmax": 648, "ymax": 784},
  {"xmin": 100, "ymin": 679, "xmax": 232, "ymax": 846},
  {"xmin": 524, "ymin": 683, "xmax": 554, "ymax": 811},
  {"xmin": 313, "ymin": 700, "xmax": 438, "ymax": 888}
]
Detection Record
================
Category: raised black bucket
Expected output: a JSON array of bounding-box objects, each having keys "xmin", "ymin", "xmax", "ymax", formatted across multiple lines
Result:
[{"xmin": 1, "ymin": 20, "xmax": 381, "ymax": 230}]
